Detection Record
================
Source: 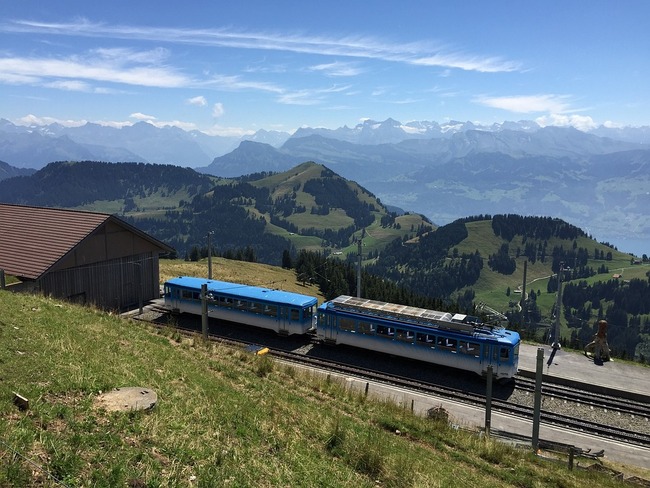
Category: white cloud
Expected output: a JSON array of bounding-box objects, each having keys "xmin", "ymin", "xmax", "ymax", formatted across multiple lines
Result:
[
  {"xmin": 44, "ymin": 80, "xmax": 92, "ymax": 91},
  {"xmin": 476, "ymin": 94, "xmax": 572, "ymax": 113},
  {"xmin": 535, "ymin": 114, "xmax": 597, "ymax": 131},
  {"xmin": 187, "ymin": 95, "xmax": 207, "ymax": 106},
  {"xmin": 0, "ymin": 51, "xmax": 191, "ymax": 90},
  {"xmin": 412, "ymin": 53, "xmax": 520, "ymax": 73},
  {"xmin": 309, "ymin": 61, "xmax": 363, "ymax": 77},
  {"xmin": 212, "ymin": 102, "xmax": 224, "ymax": 117},
  {"xmin": 203, "ymin": 124, "xmax": 255, "ymax": 137},
  {"xmin": 147, "ymin": 119, "xmax": 198, "ymax": 131},
  {"xmin": 277, "ymin": 84, "xmax": 352, "ymax": 106},
  {"xmin": 203, "ymin": 74, "xmax": 283, "ymax": 93},
  {"xmin": 12, "ymin": 113, "xmax": 200, "ymax": 130},
  {"xmin": 15, "ymin": 114, "xmax": 88, "ymax": 127},
  {"xmin": 4, "ymin": 19, "xmax": 522, "ymax": 74},
  {"xmin": 130, "ymin": 112, "xmax": 157, "ymax": 121}
]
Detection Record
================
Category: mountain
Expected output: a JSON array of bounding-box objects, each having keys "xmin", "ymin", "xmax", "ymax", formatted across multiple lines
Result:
[
  {"xmin": 0, "ymin": 130, "xmax": 97, "ymax": 168},
  {"xmin": 2, "ymin": 116, "xmax": 649, "ymax": 255},
  {"xmin": 0, "ymin": 160, "xmax": 35, "ymax": 181},
  {"xmin": 0, "ymin": 119, "xmax": 289, "ymax": 169},
  {"xmin": 200, "ymin": 140, "xmax": 304, "ymax": 177},
  {"xmin": 200, "ymin": 125, "xmax": 649, "ymax": 257},
  {"xmin": 0, "ymin": 160, "xmax": 430, "ymax": 265}
]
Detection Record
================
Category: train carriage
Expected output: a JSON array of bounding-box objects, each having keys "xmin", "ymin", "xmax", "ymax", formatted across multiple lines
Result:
[
  {"xmin": 164, "ymin": 276, "xmax": 317, "ymax": 336},
  {"xmin": 317, "ymin": 295, "xmax": 520, "ymax": 381}
]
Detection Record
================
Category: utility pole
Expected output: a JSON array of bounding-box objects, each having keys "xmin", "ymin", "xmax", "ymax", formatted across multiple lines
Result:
[
  {"xmin": 207, "ymin": 231, "xmax": 214, "ymax": 280},
  {"xmin": 356, "ymin": 238, "xmax": 362, "ymax": 298},
  {"xmin": 552, "ymin": 262, "xmax": 563, "ymax": 350},
  {"xmin": 520, "ymin": 260, "xmax": 528, "ymax": 324}
]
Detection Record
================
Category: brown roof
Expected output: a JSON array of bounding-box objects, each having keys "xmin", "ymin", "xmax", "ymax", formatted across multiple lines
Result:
[{"xmin": 0, "ymin": 204, "xmax": 172, "ymax": 280}]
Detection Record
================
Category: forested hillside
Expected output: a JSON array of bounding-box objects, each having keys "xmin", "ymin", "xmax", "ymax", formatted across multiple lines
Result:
[
  {"xmin": 363, "ymin": 213, "xmax": 649, "ymax": 362},
  {"xmin": 0, "ymin": 160, "xmax": 217, "ymax": 208},
  {"xmin": 0, "ymin": 160, "xmax": 427, "ymax": 265}
]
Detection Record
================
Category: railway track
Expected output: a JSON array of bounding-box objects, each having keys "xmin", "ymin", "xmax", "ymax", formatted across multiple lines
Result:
[
  {"xmin": 134, "ymin": 309, "xmax": 650, "ymax": 448},
  {"xmin": 269, "ymin": 347, "xmax": 650, "ymax": 448},
  {"xmin": 515, "ymin": 376, "xmax": 650, "ymax": 419}
]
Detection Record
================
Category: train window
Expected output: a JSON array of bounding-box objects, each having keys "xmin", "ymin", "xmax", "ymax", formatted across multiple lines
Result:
[
  {"xmin": 460, "ymin": 341, "xmax": 480, "ymax": 357},
  {"xmin": 500, "ymin": 348, "xmax": 510, "ymax": 361},
  {"xmin": 263, "ymin": 305, "xmax": 277, "ymax": 317},
  {"xmin": 396, "ymin": 329, "xmax": 414, "ymax": 343},
  {"xmin": 290, "ymin": 308, "xmax": 300, "ymax": 321},
  {"xmin": 437, "ymin": 336, "xmax": 457, "ymax": 352},
  {"xmin": 303, "ymin": 307, "xmax": 313, "ymax": 321},
  {"xmin": 358, "ymin": 321, "xmax": 375, "ymax": 334},
  {"xmin": 236, "ymin": 300, "xmax": 248, "ymax": 309},
  {"xmin": 376, "ymin": 325, "xmax": 394, "ymax": 337},
  {"xmin": 339, "ymin": 317, "xmax": 356, "ymax": 332},
  {"xmin": 416, "ymin": 333, "xmax": 435, "ymax": 345},
  {"xmin": 181, "ymin": 289, "xmax": 195, "ymax": 300}
]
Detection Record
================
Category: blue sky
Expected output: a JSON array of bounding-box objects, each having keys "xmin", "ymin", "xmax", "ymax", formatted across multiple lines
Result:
[{"xmin": 2, "ymin": 1, "xmax": 649, "ymax": 136}]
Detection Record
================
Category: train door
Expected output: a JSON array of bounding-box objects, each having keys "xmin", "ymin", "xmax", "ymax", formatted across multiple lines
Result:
[
  {"xmin": 487, "ymin": 343, "xmax": 511, "ymax": 375},
  {"xmin": 279, "ymin": 306, "xmax": 289, "ymax": 335},
  {"xmin": 483, "ymin": 343, "xmax": 500, "ymax": 375},
  {"xmin": 319, "ymin": 312, "xmax": 338, "ymax": 343}
]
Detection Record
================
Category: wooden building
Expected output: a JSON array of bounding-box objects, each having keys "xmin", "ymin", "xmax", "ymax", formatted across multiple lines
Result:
[{"xmin": 0, "ymin": 203, "xmax": 174, "ymax": 311}]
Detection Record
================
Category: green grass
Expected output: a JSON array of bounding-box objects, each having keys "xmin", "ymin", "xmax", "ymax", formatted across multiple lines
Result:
[{"xmin": 1, "ymin": 288, "xmax": 647, "ymax": 486}]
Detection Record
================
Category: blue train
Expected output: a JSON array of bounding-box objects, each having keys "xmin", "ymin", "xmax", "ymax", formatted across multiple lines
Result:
[
  {"xmin": 164, "ymin": 276, "xmax": 317, "ymax": 336},
  {"xmin": 163, "ymin": 276, "xmax": 520, "ymax": 381}
]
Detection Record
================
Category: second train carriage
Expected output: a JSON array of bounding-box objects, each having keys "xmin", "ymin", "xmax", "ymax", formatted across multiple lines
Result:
[
  {"xmin": 316, "ymin": 295, "xmax": 520, "ymax": 380},
  {"xmin": 163, "ymin": 276, "xmax": 317, "ymax": 335}
]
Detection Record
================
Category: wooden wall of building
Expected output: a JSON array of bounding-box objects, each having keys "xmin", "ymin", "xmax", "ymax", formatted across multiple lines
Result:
[{"xmin": 38, "ymin": 252, "xmax": 161, "ymax": 311}]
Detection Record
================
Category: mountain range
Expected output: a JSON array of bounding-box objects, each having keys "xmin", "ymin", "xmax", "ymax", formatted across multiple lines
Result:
[{"xmin": 1, "ymin": 117, "xmax": 648, "ymax": 256}]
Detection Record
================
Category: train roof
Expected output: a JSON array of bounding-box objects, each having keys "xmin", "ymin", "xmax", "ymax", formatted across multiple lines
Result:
[
  {"xmin": 165, "ymin": 276, "xmax": 318, "ymax": 308},
  {"xmin": 322, "ymin": 295, "xmax": 519, "ymax": 342}
]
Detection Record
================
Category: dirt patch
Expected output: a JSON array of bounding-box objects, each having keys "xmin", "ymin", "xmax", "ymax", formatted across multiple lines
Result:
[{"xmin": 94, "ymin": 387, "xmax": 157, "ymax": 412}]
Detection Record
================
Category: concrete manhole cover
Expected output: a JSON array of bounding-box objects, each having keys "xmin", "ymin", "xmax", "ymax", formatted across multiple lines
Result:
[{"xmin": 95, "ymin": 387, "xmax": 157, "ymax": 412}]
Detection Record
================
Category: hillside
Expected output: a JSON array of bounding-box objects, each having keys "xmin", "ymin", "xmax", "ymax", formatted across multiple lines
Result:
[
  {"xmin": 0, "ymin": 160, "xmax": 219, "ymax": 212},
  {"xmin": 0, "ymin": 160, "xmax": 431, "ymax": 265},
  {"xmin": 365, "ymin": 215, "xmax": 650, "ymax": 361},
  {"xmin": 0, "ymin": 160, "xmax": 35, "ymax": 182},
  {"xmin": 1, "ymin": 281, "xmax": 645, "ymax": 486}
]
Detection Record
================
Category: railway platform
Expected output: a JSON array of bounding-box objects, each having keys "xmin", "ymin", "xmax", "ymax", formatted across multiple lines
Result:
[{"xmin": 517, "ymin": 343, "xmax": 650, "ymax": 404}]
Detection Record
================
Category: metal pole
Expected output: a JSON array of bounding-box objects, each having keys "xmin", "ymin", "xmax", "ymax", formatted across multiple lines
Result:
[
  {"xmin": 201, "ymin": 283, "xmax": 208, "ymax": 340},
  {"xmin": 520, "ymin": 260, "xmax": 527, "ymax": 324},
  {"xmin": 484, "ymin": 365, "xmax": 493, "ymax": 437},
  {"xmin": 552, "ymin": 263, "xmax": 563, "ymax": 349},
  {"xmin": 134, "ymin": 262, "xmax": 143, "ymax": 315},
  {"xmin": 532, "ymin": 347, "xmax": 544, "ymax": 452},
  {"xmin": 357, "ymin": 239, "xmax": 362, "ymax": 298},
  {"xmin": 0, "ymin": 268, "xmax": 5, "ymax": 289},
  {"xmin": 207, "ymin": 231, "xmax": 213, "ymax": 280}
]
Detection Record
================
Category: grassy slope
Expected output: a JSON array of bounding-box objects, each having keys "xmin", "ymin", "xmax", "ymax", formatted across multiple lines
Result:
[
  {"xmin": 454, "ymin": 220, "xmax": 650, "ymax": 350},
  {"xmin": 2, "ymin": 291, "xmax": 644, "ymax": 487}
]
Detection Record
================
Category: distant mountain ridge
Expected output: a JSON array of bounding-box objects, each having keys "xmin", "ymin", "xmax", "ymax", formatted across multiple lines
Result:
[{"xmin": 2, "ymin": 117, "xmax": 650, "ymax": 171}]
